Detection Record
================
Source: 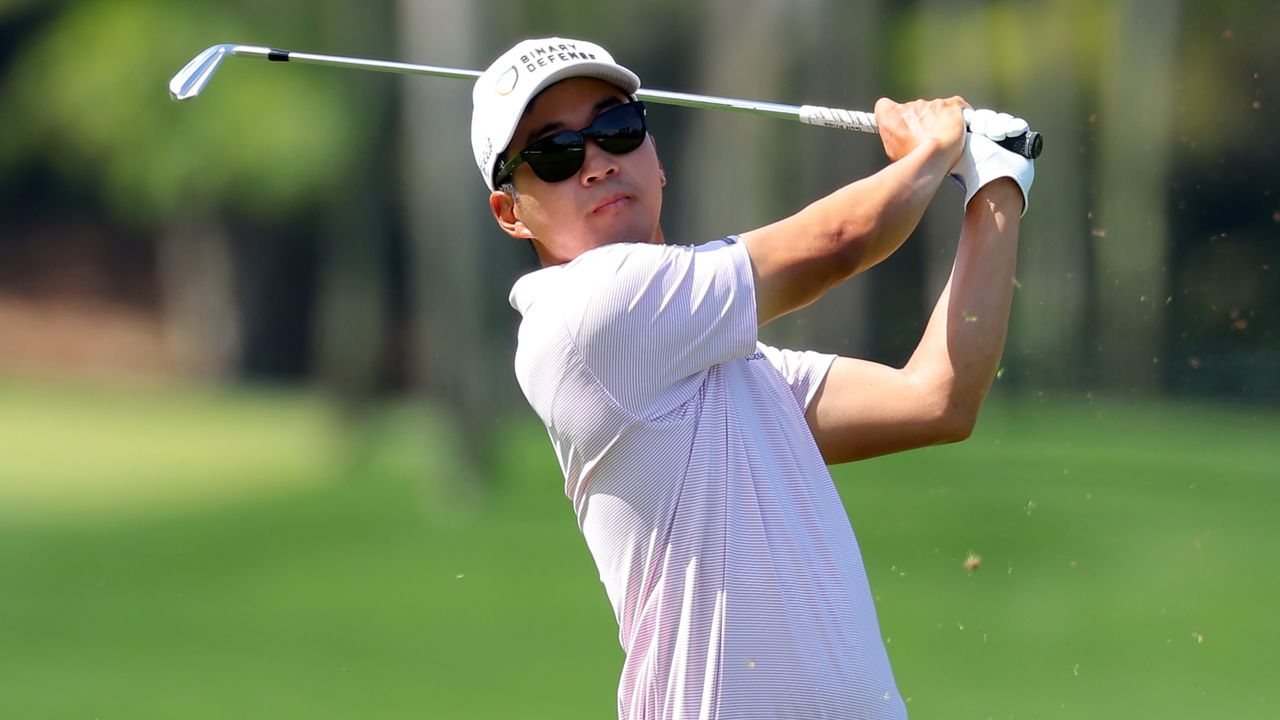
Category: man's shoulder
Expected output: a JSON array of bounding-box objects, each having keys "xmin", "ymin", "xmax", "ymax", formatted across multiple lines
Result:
[
  {"xmin": 561, "ymin": 237, "xmax": 743, "ymax": 291},
  {"xmin": 510, "ymin": 237, "xmax": 745, "ymax": 336},
  {"xmin": 510, "ymin": 242, "xmax": 666, "ymax": 316}
]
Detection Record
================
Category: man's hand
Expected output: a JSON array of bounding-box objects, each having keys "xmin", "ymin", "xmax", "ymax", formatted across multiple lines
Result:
[
  {"xmin": 874, "ymin": 96, "xmax": 969, "ymax": 168},
  {"xmin": 949, "ymin": 109, "xmax": 1036, "ymax": 215}
]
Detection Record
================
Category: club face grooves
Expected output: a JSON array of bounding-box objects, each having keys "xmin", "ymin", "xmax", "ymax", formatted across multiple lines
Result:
[{"xmin": 169, "ymin": 44, "xmax": 233, "ymax": 101}]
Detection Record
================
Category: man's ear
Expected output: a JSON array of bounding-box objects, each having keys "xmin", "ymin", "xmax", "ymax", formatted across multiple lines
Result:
[{"xmin": 489, "ymin": 190, "xmax": 534, "ymax": 239}]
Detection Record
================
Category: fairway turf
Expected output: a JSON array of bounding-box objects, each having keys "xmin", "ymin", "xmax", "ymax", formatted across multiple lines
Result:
[{"xmin": 0, "ymin": 382, "xmax": 1276, "ymax": 718}]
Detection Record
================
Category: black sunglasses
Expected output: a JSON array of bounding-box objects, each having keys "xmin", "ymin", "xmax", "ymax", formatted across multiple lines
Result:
[{"xmin": 493, "ymin": 101, "xmax": 648, "ymax": 187}]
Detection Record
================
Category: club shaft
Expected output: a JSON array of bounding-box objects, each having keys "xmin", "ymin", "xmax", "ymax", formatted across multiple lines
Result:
[
  {"xmin": 173, "ymin": 45, "xmax": 1042, "ymax": 158},
  {"xmin": 237, "ymin": 46, "xmax": 808, "ymax": 119},
  {"xmin": 193, "ymin": 45, "xmax": 469, "ymax": 81}
]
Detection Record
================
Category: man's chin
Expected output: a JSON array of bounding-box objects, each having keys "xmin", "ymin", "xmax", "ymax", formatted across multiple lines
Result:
[{"xmin": 589, "ymin": 216, "xmax": 660, "ymax": 246}]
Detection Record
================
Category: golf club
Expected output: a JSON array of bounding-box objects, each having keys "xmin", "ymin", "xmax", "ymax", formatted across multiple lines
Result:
[{"xmin": 170, "ymin": 43, "xmax": 1043, "ymax": 159}]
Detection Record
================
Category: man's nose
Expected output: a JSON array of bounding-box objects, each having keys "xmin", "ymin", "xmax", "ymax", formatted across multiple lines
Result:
[{"xmin": 580, "ymin": 140, "xmax": 619, "ymax": 185}]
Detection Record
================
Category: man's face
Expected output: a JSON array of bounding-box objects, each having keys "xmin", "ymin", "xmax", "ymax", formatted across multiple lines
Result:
[{"xmin": 489, "ymin": 77, "xmax": 665, "ymax": 265}]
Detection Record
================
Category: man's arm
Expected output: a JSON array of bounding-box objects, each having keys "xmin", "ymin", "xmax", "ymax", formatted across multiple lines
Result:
[
  {"xmin": 740, "ymin": 97, "xmax": 967, "ymax": 326},
  {"xmin": 805, "ymin": 179, "xmax": 1023, "ymax": 463}
]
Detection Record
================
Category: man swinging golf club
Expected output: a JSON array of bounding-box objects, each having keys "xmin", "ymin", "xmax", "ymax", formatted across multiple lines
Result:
[{"xmin": 474, "ymin": 37, "xmax": 1034, "ymax": 720}]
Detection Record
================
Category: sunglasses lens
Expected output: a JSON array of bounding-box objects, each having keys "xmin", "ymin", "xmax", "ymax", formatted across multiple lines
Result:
[
  {"xmin": 518, "ymin": 102, "xmax": 647, "ymax": 184},
  {"xmin": 524, "ymin": 131, "xmax": 585, "ymax": 183},
  {"xmin": 590, "ymin": 103, "xmax": 647, "ymax": 155}
]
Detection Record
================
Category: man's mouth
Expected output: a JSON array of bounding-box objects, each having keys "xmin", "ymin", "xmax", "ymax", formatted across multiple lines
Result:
[{"xmin": 590, "ymin": 193, "xmax": 632, "ymax": 214}]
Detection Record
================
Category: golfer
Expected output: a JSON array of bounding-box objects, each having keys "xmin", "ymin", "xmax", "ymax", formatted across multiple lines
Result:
[{"xmin": 471, "ymin": 37, "xmax": 1033, "ymax": 720}]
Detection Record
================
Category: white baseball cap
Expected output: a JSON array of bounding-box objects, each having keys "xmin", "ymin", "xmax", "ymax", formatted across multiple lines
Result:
[{"xmin": 471, "ymin": 37, "xmax": 641, "ymax": 191}]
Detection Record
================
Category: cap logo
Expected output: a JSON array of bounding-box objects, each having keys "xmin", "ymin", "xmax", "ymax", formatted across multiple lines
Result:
[
  {"xmin": 518, "ymin": 43, "xmax": 598, "ymax": 74},
  {"xmin": 494, "ymin": 66, "xmax": 518, "ymax": 95}
]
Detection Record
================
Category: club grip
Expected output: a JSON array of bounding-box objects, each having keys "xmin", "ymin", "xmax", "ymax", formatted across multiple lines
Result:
[
  {"xmin": 998, "ymin": 131, "xmax": 1042, "ymax": 159},
  {"xmin": 798, "ymin": 104, "xmax": 1043, "ymax": 159}
]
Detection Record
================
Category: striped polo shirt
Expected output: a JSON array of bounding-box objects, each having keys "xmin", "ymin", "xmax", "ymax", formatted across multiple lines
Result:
[{"xmin": 509, "ymin": 238, "xmax": 906, "ymax": 720}]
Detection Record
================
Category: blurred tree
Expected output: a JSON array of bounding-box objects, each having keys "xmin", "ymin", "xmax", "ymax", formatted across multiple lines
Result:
[
  {"xmin": 1094, "ymin": 0, "xmax": 1180, "ymax": 393},
  {"xmin": 1000, "ymin": 0, "xmax": 1091, "ymax": 390},
  {"xmin": 309, "ymin": 0, "xmax": 397, "ymax": 411},
  {"xmin": 0, "ymin": 0, "xmax": 369, "ymax": 377},
  {"xmin": 898, "ymin": 0, "xmax": 1093, "ymax": 391},
  {"xmin": 679, "ymin": 0, "xmax": 791, "ymax": 250},
  {"xmin": 1165, "ymin": 1, "xmax": 1280, "ymax": 398},
  {"xmin": 0, "ymin": 0, "xmax": 39, "ymax": 24},
  {"xmin": 912, "ymin": 0, "xmax": 993, "ymax": 298},
  {"xmin": 779, "ymin": 0, "xmax": 883, "ymax": 357},
  {"xmin": 678, "ymin": 0, "xmax": 852, "ymax": 345},
  {"xmin": 875, "ymin": 0, "xmax": 992, "ymax": 367},
  {"xmin": 662, "ymin": 1, "xmax": 883, "ymax": 357},
  {"xmin": 396, "ymin": 0, "xmax": 521, "ymax": 477}
]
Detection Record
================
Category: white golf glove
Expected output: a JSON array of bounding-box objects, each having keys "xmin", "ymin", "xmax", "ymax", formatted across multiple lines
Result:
[{"xmin": 949, "ymin": 108, "xmax": 1034, "ymax": 216}]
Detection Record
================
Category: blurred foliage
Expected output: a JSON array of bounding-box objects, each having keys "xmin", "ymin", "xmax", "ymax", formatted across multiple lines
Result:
[
  {"xmin": 0, "ymin": 0, "xmax": 366, "ymax": 225},
  {"xmin": 0, "ymin": 0, "xmax": 1276, "ymax": 399},
  {"xmin": 0, "ymin": 0, "xmax": 40, "ymax": 19}
]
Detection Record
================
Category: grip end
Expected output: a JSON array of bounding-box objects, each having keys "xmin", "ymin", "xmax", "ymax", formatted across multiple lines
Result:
[
  {"xmin": 1025, "ymin": 131, "xmax": 1043, "ymax": 159},
  {"xmin": 998, "ymin": 131, "xmax": 1043, "ymax": 159}
]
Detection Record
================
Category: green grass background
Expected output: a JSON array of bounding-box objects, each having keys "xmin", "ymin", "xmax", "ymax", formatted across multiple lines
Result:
[{"xmin": 1, "ymin": 379, "xmax": 1277, "ymax": 718}]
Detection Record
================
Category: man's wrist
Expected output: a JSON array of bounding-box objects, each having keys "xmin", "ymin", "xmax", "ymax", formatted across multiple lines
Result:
[{"xmin": 969, "ymin": 177, "xmax": 1023, "ymax": 214}]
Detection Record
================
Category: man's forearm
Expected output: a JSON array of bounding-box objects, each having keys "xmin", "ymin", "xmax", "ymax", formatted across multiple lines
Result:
[
  {"xmin": 905, "ymin": 180, "xmax": 1022, "ymax": 434},
  {"xmin": 742, "ymin": 139, "xmax": 957, "ymax": 325},
  {"xmin": 812, "ymin": 138, "xmax": 955, "ymax": 275},
  {"xmin": 743, "ymin": 97, "xmax": 971, "ymax": 325}
]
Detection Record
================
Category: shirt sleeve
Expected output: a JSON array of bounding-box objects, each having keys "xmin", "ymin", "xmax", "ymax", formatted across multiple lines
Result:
[
  {"xmin": 564, "ymin": 238, "xmax": 758, "ymax": 418},
  {"xmin": 759, "ymin": 344, "xmax": 837, "ymax": 412}
]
